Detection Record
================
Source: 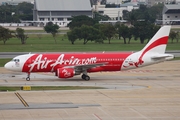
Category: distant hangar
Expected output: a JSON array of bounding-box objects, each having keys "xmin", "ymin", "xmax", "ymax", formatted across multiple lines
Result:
[
  {"xmin": 32, "ymin": 0, "xmax": 92, "ymax": 27},
  {"xmin": 160, "ymin": 3, "xmax": 180, "ymax": 25}
]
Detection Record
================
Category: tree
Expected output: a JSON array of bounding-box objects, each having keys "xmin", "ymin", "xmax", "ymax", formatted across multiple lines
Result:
[
  {"xmin": 169, "ymin": 31, "xmax": 179, "ymax": 43},
  {"xmin": 93, "ymin": 12, "xmax": 111, "ymax": 22},
  {"xmin": 100, "ymin": 24, "xmax": 116, "ymax": 44},
  {"xmin": 132, "ymin": 22, "xmax": 160, "ymax": 44},
  {"xmin": 126, "ymin": 10, "xmax": 137, "ymax": 25},
  {"xmin": 0, "ymin": 2, "xmax": 33, "ymax": 23},
  {"xmin": 67, "ymin": 27, "xmax": 81, "ymax": 44},
  {"xmin": 93, "ymin": 23, "xmax": 106, "ymax": 43},
  {"xmin": 146, "ymin": 24, "xmax": 160, "ymax": 43},
  {"xmin": 15, "ymin": 28, "xmax": 28, "ymax": 44},
  {"xmin": 16, "ymin": 2, "xmax": 33, "ymax": 20},
  {"xmin": 67, "ymin": 31, "xmax": 76, "ymax": 45},
  {"xmin": 44, "ymin": 22, "xmax": 60, "ymax": 44},
  {"xmin": 176, "ymin": 31, "xmax": 179, "ymax": 43},
  {"xmin": 80, "ymin": 25, "xmax": 99, "ymax": 44},
  {"xmin": 116, "ymin": 24, "xmax": 129, "ymax": 44},
  {"xmin": 17, "ymin": 2, "xmax": 33, "ymax": 15},
  {"xmin": 127, "ymin": 27, "xmax": 133, "ymax": 44},
  {"xmin": 148, "ymin": 3, "xmax": 164, "ymax": 21},
  {"xmin": 68, "ymin": 15, "xmax": 97, "ymax": 29},
  {"xmin": 0, "ymin": 5, "xmax": 14, "ymax": 23},
  {"xmin": 87, "ymin": 27, "xmax": 104, "ymax": 44},
  {"xmin": 68, "ymin": 25, "xmax": 104, "ymax": 45},
  {"xmin": 0, "ymin": 26, "xmax": 14, "ymax": 44},
  {"xmin": 133, "ymin": 21, "xmax": 153, "ymax": 44},
  {"xmin": 124, "ymin": 4, "xmax": 164, "ymax": 25}
]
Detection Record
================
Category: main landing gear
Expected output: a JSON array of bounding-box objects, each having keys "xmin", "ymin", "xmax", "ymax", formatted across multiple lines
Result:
[
  {"xmin": 26, "ymin": 72, "xmax": 30, "ymax": 81},
  {"xmin": 81, "ymin": 74, "xmax": 90, "ymax": 81},
  {"xmin": 81, "ymin": 70, "xmax": 90, "ymax": 81}
]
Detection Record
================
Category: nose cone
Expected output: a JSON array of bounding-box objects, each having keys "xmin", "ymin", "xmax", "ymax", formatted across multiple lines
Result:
[
  {"xmin": 4, "ymin": 61, "xmax": 22, "ymax": 72},
  {"xmin": 4, "ymin": 62, "xmax": 11, "ymax": 70}
]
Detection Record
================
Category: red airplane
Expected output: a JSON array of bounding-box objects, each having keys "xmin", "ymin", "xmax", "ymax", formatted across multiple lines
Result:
[{"xmin": 4, "ymin": 26, "xmax": 174, "ymax": 81}]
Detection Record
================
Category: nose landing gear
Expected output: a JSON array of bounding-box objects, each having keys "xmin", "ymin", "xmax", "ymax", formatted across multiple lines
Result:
[{"xmin": 26, "ymin": 73, "xmax": 30, "ymax": 81}]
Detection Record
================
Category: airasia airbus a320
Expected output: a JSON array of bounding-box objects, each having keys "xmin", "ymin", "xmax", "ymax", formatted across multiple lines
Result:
[{"xmin": 4, "ymin": 26, "xmax": 174, "ymax": 81}]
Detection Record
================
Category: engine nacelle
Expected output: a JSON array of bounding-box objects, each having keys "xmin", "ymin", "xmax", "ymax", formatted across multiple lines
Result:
[{"xmin": 57, "ymin": 68, "xmax": 75, "ymax": 78}]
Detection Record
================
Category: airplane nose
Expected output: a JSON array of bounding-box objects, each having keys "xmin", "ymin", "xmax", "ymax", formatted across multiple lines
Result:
[
  {"xmin": 4, "ymin": 61, "xmax": 22, "ymax": 72},
  {"xmin": 4, "ymin": 62, "xmax": 11, "ymax": 70}
]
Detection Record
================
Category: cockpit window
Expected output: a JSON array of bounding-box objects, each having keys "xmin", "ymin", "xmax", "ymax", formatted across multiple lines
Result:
[{"xmin": 12, "ymin": 59, "xmax": 20, "ymax": 62}]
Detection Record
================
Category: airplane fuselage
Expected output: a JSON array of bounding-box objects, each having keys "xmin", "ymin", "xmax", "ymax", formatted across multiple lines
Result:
[
  {"xmin": 4, "ymin": 26, "xmax": 174, "ymax": 81},
  {"xmin": 7, "ymin": 52, "xmax": 135, "ymax": 73}
]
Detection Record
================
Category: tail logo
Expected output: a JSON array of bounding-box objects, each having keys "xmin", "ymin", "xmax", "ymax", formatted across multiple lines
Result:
[
  {"xmin": 123, "ymin": 36, "xmax": 169, "ymax": 69},
  {"xmin": 123, "ymin": 59, "xmax": 144, "ymax": 68}
]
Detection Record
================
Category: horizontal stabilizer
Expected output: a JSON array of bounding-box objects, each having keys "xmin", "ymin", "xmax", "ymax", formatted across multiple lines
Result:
[{"xmin": 151, "ymin": 54, "xmax": 174, "ymax": 60}]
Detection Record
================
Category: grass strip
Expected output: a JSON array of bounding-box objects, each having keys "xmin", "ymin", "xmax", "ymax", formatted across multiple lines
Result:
[
  {"xmin": 0, "ymin": 58, "xmax": 11, "ymax": 67},
  {"xmin": 0, "ymin": 33, "xmax": 180, "ymax": 52},
  {"xmin": 0, "ymin": 86, "xmax": 105, "ymax": 91},
  {"xmin": 173, "ymin": 57, "xmax": 180, "ymax": 60}
]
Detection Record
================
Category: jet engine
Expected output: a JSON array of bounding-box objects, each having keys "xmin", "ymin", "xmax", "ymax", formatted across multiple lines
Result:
[{"xmin": 57, "ymin": 68, "xmax": 75, "ymax": 78}]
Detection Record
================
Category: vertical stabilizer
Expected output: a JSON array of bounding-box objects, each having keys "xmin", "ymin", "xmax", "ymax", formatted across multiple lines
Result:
[{"xmin": 141, "ymin": 26, "xmax": 171, "ymax": 54}]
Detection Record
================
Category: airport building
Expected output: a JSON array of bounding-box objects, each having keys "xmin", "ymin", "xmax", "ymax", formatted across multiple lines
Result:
[
  {"xmin": 32, "ymin": 0, "xmax": 92, "ymax": 27},
  {"xmin": 93, "ymin": 1, "xmax": 139, "ymax": 20},
  {"xmin": 147, "ymin": 0, "xmax": 166, "ymax": 6},
  {"xmin": 162, "ymin": 3, "xmax": 180, "ymax": 24},
  {"xmin": 145, "ymin": 0, "xmax": 180, "ymax": 6}
]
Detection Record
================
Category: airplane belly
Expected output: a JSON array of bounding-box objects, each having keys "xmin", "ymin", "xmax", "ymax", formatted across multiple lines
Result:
[
  {"xmin": 87, "ymin": 66, "xmax": 121, "ymax": 72},
  {"xmin": 87, "ymin": 67, "xmax": 104, "ymax": 72},
  {"xmin": 103, "ymin": 66, "xmax": 121, "ymax": 71}
]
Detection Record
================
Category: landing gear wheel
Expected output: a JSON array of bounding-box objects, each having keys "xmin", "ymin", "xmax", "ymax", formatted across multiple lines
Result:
[
  {"xmin": 26, "ymin": 72, "xmax": 30, "ymax": 81},
  {"xmin": 84, "ymin": 76, "xmax": 90, "ymax": 81},
  {"xmin": 26, "ymin": 77, "xmax": 30, "ymax": 81},
  {"xmin": 81, "ymin": 74, "xmax": 90, "ymax": 81},
  {"xmin": 81, "ymin": 74, "xmax": 86, "ymax": 79}
]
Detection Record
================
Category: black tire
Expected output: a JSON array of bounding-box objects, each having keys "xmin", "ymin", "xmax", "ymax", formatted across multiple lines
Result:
[
  {"xmin": 84, "ymin": 76, "xmax": 90, "ymax": 81},
  {"xmin": 26, "ymin": 77, "xmax": 30, "ymax": 81},
  {"xmin": 81, "ymin": 74, "xmax": 86, "ymax": 80},
  {"xmin": 81, "ymin": 74, "xmax": 90, "ymax": 81}
]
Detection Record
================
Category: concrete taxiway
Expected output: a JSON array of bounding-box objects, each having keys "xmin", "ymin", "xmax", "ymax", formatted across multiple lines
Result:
[{"xmin": 0, "ymin": 60, "xmax": 180, "ymax": 120}]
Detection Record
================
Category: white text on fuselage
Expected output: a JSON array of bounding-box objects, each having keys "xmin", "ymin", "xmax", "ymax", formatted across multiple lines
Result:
[{"xmin": 28, "ymin": 54, "xmax": 97, "ymax": 72}]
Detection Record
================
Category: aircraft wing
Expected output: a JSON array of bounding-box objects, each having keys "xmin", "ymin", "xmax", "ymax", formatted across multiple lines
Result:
[{"xmin": 64, "ymin": 62, "xmax": 108, "ymax": 71}]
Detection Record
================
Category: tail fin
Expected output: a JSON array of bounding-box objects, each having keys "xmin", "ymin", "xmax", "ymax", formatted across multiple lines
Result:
[{"xmin": 141, "ymin": 26, "xmax": 171, "ymax": 54}]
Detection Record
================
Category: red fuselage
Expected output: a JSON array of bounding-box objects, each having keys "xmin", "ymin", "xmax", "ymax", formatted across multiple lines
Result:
[{"xmin": 22, "ymin": 52, "xmax": 132, "ymax": 73}]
